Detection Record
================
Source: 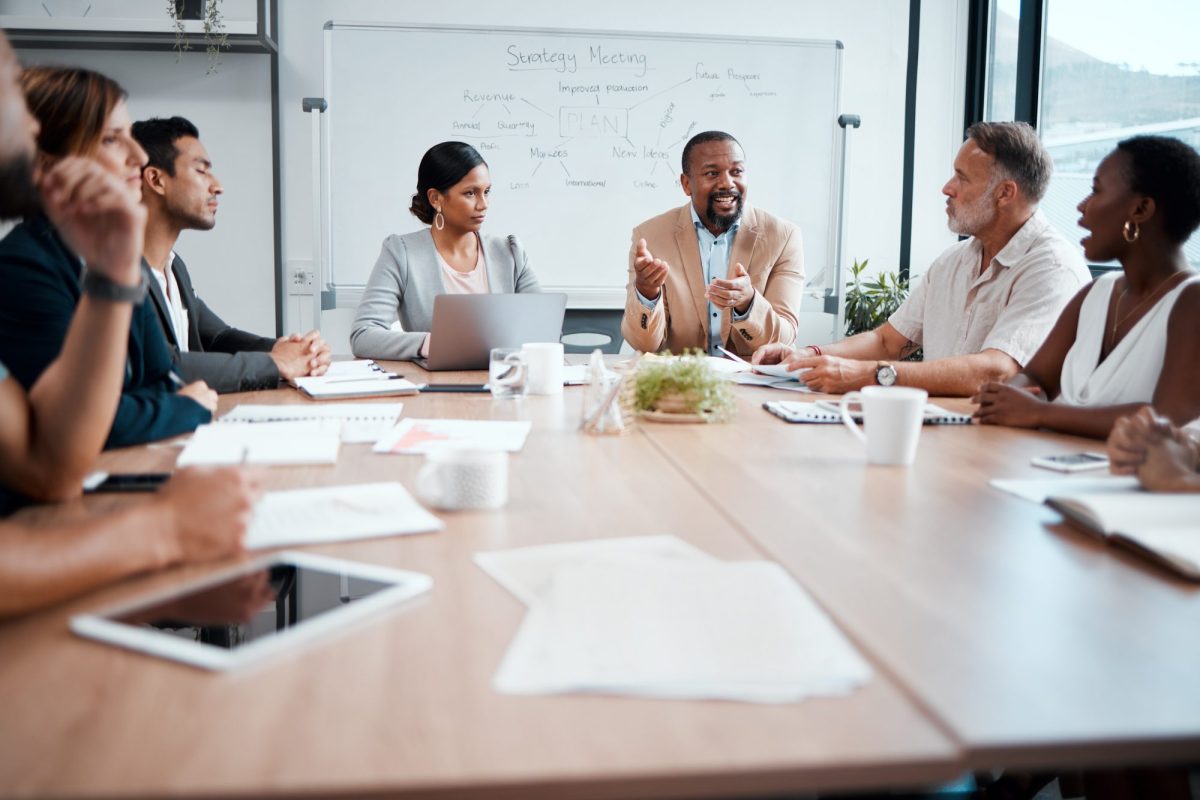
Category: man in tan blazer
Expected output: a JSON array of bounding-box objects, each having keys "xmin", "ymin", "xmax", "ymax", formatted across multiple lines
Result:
[{"xmin": 620, "ymin": 131, "xmax": 805, "ymax": 356}]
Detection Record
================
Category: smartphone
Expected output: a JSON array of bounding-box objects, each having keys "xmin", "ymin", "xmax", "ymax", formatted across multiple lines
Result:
[
  {"xmin": 83, "ymin": 472, "xmax": 171, "ymax": 493},
  {"xmin": 1029, "ymin": 452, "xmax": 1110, "ymax": 473}
]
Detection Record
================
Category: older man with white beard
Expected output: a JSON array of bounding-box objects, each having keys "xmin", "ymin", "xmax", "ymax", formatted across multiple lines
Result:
[{"xmin": 754, "ymin": 121, "xmax": 1090, "ymax": 396}]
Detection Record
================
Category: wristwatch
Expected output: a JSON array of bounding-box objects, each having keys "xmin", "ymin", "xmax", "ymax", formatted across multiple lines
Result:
[
  {"xmin": 875, "ymin": 361, "xmax": 897, "ymax": 386},
  {"xmin": 81, "ymin": 269, "xmax": 148, "ymax": 304}
]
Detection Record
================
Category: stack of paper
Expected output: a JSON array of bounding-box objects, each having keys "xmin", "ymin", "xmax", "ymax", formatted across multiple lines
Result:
[
  {"xmin": 246, "ymin": 482, "xmax": 443, "ymax": 549},
  {"xmin": 477, "ymin": 536, "xmax": 872, "ymax": 703},
  {"xmin": 176, "ymin": 420, "xmax": 341, "ymax": 466},
  {"xmin": 220, "ymin": 403, "xmax": 403, "ymax": 443},
  {"xmin": 373, "ymin": 418, "xmax": 533, "ymax": 454},
  {"xmin": 293, "ymin": 361, "xmax": 419, "ymax": 400}
]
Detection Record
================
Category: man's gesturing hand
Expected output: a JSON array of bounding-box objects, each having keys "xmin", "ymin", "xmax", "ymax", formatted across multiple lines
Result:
[{"xmin": 633, "ymin": 238, "xmax": 670, "ymax": 301}]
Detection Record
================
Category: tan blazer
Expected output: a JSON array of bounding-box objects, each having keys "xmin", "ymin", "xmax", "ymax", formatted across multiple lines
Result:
[{"xmin": 621, "ymin": 203, "xmax": 805, "ymax": 356}]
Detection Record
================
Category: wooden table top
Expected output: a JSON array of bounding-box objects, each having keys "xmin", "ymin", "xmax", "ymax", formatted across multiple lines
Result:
[
  {"xmin": 639, "ymin": 387, "xmax": 1200, "ymax": 771},
  {"xmin": 0, "ymin": 370, "xmax": 963, "ymax": 799}
]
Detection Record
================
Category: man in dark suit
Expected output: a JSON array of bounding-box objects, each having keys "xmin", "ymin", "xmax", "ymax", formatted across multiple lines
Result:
[{"xmin": 132, "ymin": 116, "xmax": 332, "ymax": 393}]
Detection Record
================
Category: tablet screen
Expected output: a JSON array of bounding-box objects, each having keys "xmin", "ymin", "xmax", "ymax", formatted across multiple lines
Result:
[{"xmin": 108, "ymin": 561, "xmax": 397, "ymax": 651}]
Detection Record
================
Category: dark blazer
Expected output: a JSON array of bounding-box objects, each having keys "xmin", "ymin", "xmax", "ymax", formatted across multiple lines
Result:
[
  {"xmin": 0, "ymin": 215, "xmax": 211, "ymax": 450},
  {"xmin": 143, "ymin": 252, "xmax": 280, "ymax": 393}
]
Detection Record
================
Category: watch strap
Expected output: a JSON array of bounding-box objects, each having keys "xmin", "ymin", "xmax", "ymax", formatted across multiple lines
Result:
[{"xmin": 81, "ymin": 269, "xmax": 149, "ymax": 304}]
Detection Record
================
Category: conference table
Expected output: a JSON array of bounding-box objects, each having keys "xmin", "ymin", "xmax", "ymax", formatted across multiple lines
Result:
[{"xmin": 0, "ymin": 359, "xmax": 1196, "ymax": 799}]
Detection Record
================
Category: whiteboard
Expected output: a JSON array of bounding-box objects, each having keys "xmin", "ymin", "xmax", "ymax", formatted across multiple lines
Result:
[{"xmin": 322, "ymin": 23, "xmax": 844, "ymax": 307}]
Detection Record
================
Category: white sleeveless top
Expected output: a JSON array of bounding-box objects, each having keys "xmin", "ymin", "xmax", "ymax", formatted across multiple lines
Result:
[{"xmin": 1058, "ymin": 271, "xmax": 1200, "ymax": 407}]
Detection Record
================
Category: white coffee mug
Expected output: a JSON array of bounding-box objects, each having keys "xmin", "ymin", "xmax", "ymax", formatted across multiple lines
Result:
[
  {"xmin": 522, "ymin": 341, "xmax": 564, "ymax": 395},
  {"xmin": 415, "ymin": 448, "xmax": 508, "ymax": 511},
  {"xmin": 839, "ymin": 386, "xmax": 928, "ymax": 466}
]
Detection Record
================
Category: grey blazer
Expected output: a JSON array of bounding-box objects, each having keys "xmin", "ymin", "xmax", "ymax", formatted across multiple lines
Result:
[
  {"xmin": 350, "ymin": 229, "xmax": 540, "ymax": 361},
  {"xmin": 143, "ymin": 254, "xmax": 280, "ymax": 393}
]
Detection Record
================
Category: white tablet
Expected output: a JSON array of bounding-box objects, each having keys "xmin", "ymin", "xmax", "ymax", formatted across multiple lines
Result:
[{"xmin": 71, "ymin": 551, "xmax": 432, "ymax": 671}]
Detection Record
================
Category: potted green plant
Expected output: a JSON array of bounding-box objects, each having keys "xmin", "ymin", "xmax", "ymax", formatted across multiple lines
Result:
[
  {"xmin": 168, "ymin": 0, "xmax": 229, "ymax": 74},
  {"xmin": 632, "ymin": 352, "xmax": 734, "ymax": 423},
  {"xmin": 843, "ymin": 258, "xmax": 922, "ymax": 360}
]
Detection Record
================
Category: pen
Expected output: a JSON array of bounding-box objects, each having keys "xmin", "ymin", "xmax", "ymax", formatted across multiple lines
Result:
[
  {"xmin": 167, "ymin": 370, "xmax": 186, "ymax": 388},
  {"xmin": 418, "ymin": 384, "xmax": 491, "ymax": 393}
]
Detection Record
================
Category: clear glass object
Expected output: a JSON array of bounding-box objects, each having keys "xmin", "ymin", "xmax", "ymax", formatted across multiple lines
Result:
[{"xmin": 489, "ymin": 347, "xmax": 528, "ymax": 399}]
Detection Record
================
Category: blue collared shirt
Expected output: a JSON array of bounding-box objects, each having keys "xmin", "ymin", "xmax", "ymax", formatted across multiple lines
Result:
[{"xmin": 636, "ymin": 205, "xmax": 748, "ymax": 355}]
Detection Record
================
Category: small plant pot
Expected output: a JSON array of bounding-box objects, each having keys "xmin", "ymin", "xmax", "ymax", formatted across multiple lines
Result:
[
  {"xmin": 651, "ymin": 392, "xmax": 698, "ymax": 415},
  {"xmin": 175, "ymin": 0, "xmax": 205, "ymax": 20}
]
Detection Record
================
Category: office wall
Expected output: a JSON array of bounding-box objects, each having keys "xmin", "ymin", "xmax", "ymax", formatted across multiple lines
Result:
[
  {"xmin": 14, "ymin": 47, "xmax": 278, "ymax": 337},
  {"xmin": 14, "ymin": 1, "xmax": 970, "ymax": 354},
  {"xmin": 278, "ymin": 0, "xmax": 970, "ymax": 353}
]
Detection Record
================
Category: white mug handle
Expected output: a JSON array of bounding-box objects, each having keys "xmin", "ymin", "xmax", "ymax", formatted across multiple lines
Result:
[
  {"xmin": 416, "ymin": 462, "xmax": 444, "ymax": 508},
  {"xmin": 840, "ymin": 391, "xmax": 867, "ymax": 444}
]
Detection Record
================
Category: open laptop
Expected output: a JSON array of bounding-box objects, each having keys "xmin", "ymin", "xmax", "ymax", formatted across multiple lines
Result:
[{"xmin": 414, "ymin": 293, "xmax": 568, "ymax": 371}]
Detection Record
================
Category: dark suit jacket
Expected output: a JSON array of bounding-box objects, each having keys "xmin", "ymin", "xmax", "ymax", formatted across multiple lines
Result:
[
  {"xmin": 143, "ymin": 252, "xmax": 280, "ymax": 393},
  {"xmin": 0, "ymin": 215, "xmax": 210, "ymax": 512}
]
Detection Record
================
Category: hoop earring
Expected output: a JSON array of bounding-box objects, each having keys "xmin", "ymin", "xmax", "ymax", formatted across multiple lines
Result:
[
  {"xmin": 1123, "ymin": 220, "xmax": 1140, "ymax": 243},
  {"xmin": 434, "ymin": 209, "xmax": 445, "ymax": 231}
]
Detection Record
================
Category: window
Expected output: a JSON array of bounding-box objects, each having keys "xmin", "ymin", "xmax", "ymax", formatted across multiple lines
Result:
[
  {"xmin": 983, "ymin": 0, "xmax": 1020, "ymax": 122},
  {"xmin": 1039, "ymin": 0, "xmax": 1200, "ymax": 269},
  {"xmin": 979, "ymin": 0, "xmax": 1200, "ymax": 269}
]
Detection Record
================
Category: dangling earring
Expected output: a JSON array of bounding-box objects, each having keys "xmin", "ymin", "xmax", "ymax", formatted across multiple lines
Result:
[
  {"xmin": 1123, "ymin": 220, "xmax": 1140, "ymax": 243},
  {"xmin": 434, "ymin": 208, "xmax": 445, "ymax": 231}
]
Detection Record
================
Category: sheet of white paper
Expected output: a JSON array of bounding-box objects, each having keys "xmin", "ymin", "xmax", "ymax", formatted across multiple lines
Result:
[
  {"xmin": 493, "ymin": 559, "xmax": 872, "ymax": 703},
  {"xmin": 730, "ymin": 372, "xmax": 816, "ymax": 393},
  {"xmin": 474, "ymin": 535, "xmax": 716, "ymax": 607},
  {"xmin": 245, "ymin": 482, "xmax": 443, "ymax": 550},
  {"xmin": 176, "ymin": 421, "xmax": 342, "ymax": 466},
  {"xmin": 990, "ymin": 475, "xmax": 1141, "ymax": 505},
  {"xmin": 373, "ymin": 418, "xmax": 533, "ymax": 454},
  {"xmin": 220, "ymin": 403, "xmax": 403, "ymax": 443},
  {"xmin": 705, "ymin": 354, "xmax": 751, "ymax": 375},
  {"xmin": 562, "ymin": 364, "xmax": 591, "ymax": 385}
]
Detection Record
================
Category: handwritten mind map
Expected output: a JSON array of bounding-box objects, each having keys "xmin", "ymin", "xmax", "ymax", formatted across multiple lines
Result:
[
  {"xmin": 449, "ymin": 42, "xmax": 784, "ymax": 192},
  {"xmin": 325, "ymin": 25, "xmax": 841, "ymax": 296}
]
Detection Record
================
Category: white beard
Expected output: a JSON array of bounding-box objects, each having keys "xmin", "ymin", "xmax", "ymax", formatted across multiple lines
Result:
[{"xmin": 946, "ymin": 180, "xmax": 998, "ymax": 236}]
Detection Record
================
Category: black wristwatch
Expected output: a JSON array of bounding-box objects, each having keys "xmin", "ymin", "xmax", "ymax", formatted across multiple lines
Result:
[
  {"xmin": 81, "ymin": 269, "xmax": 148, "ymax": 304},
  {"xmin": 875, "ymin": 361, "xmax": 898, "ymax": 386}
]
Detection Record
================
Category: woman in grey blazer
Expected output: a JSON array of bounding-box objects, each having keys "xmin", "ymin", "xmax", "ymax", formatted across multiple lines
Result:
[{"xmin": 350, "ymin": 142, "xmax": 540, "ymax": 361}]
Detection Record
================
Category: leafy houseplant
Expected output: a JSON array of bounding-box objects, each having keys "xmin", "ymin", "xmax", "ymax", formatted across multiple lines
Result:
[
  {"xmin": 843, "ymin": 258, "xmax": 922, "ymax": 360},
  {"xmin": 168, "ymin": 0, "xmax": 229, "ymax": 74},
  {"xmin": 632, "ymin": 352, "xmax": 735, "ymax": 423}
]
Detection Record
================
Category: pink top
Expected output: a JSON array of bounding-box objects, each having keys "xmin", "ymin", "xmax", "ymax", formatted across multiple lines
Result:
[
  {"xmin": 436, "ymin": 239, "xmax": 490, "ymax": 295},
  {"xmin": 419, "ymin": 237, "xmax": 491, "ymax": 357}
]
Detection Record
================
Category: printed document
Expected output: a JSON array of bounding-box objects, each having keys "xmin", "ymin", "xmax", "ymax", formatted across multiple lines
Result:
[
  {"xmin": 373, "ymin": 418, "xmax": 533, "ymax": 454},
  {"xmin": 246, "ymin": 482, "xmax": 443, "ymax": 549},
  {"xmin": 176, "ymin": 420, "xmax": 341, "ymax": 466}
]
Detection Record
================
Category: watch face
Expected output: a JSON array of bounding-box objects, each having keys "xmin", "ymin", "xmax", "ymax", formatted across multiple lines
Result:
[{"xmin": 876, "ymin": 365, "xmax": 897, "ymax": 386}]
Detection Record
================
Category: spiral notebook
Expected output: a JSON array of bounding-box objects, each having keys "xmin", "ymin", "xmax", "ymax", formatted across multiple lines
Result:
[
  {"xmin": 763, "ymin": 400, "xmax": 972, "ymax": 425},
  {"xmin": 220, "ymin": 403, "xmax": 403, "ymax": 443}
]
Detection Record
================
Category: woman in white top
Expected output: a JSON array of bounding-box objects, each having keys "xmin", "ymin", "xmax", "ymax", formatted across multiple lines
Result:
[
  {"xmin": 350, "ymin": 141, "xmax": 540, "ymax": 361},
  {"xmin": 975, "ymin": 136, "xmax": 1200, "ymax": 438}
]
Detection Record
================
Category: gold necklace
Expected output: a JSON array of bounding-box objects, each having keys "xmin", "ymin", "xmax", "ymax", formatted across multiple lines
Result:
[{"xmin": 1108, "ymin": 271, "xmax": 1192, "ymax": 348}]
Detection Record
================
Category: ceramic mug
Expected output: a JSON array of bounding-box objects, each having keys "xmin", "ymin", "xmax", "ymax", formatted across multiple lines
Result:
[
  {"xmin": 416, "ymin": 448, "xmax": 508, "ymax": 510},
  {"xmin": 522, "ymin": 342, "xmax": 564, "ymax": 395},
  {"xmin": 839, "ymin": 386, "xmax": 928, "ymax": 466}
]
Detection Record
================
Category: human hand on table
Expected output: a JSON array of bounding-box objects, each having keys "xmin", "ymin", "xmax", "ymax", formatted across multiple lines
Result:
[{"xmin": 972, "ymin": 381, "xmax": 1044, "ymax": 428}]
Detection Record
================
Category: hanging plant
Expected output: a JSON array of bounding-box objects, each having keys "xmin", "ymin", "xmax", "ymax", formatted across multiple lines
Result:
[{"xmin": 167, "ymin": 0, "xmax": 229, "ymax": 74}]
